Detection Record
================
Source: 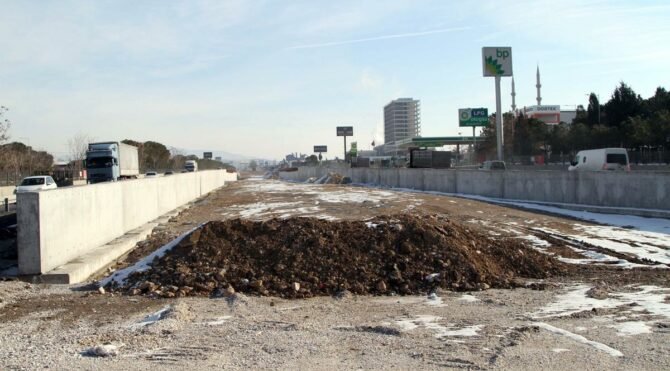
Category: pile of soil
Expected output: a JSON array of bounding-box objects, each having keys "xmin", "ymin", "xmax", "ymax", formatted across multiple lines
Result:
[
  {"xmin": 313, "ymin": 172, "xmax": 352, "ymax": 184},
  {"xmin": 109, "ymin": 214, "xmax": 565, "ymax": 298}
]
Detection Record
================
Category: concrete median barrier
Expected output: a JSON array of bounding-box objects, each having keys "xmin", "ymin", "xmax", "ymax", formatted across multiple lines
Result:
[
  {"xmin": 17, "ymin": 170, "xmax": 237, "ymax": 276},
  {"xmin": 280, "ymin": 167, "xmax": 670, "ymax": 214}
]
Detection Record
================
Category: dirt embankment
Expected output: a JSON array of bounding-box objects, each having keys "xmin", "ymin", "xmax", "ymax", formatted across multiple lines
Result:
[{"xmin": 108, "ymin": 214, "xmax": 566, "ymax": 298}]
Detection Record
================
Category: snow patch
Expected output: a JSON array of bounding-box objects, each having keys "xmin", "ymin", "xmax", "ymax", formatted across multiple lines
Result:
[
  {"xmin": 196, "ymin": 316, "xmax": 233, "ymax": 326},
  {"xmin": 129, "ymin": 306, "xmax": 172, "ymax": 330},
  {"xmin": 458, "ymin": 294, "xmax": 480, "ymax": 303},
  {"xmin": 100, "ymin": 225, "xmax": 201, "ymax": 287},
  {"xmin": 396, "ymin": 315, "xmax": 483, "ymax": 338},
  {"xmin": 609, "ymin": 321, "xmax": 652, "ymax": 336},
  {"xmin": 533, "ymin": 284, "xmax": 670, "ymax": 320},
  {"xmin": 533, "ymin": 322, "xmax": 623, "ymax": 357}
]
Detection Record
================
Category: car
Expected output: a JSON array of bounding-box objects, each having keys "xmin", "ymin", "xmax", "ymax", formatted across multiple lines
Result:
[
  {"xmin": 145, "ymin": 171, "xmax": 158, "ymax": 178},
  {"xmin": 164, "ymin": 171, "xmax": 174, "ymax": 176},
  {"xmin": 14, "ymin": 176, "xmax": 58, "ymax": 194},
  {"xmin": 479, "ymin": 160, "xmax": 506, "ymax": 170}
]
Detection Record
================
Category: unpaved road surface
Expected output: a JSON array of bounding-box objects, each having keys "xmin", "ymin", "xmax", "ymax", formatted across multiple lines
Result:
[{"xmin": 1, "ymin": 177, "xmax": 669, "ymax": 370}]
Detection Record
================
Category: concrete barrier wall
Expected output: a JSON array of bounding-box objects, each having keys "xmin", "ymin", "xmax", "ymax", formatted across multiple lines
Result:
[
  {"xmin": 0, "ymin": 186, "xmax": 16, "ymax": 202},
  {"xmin": 279, "ymin": 167, "xmax": 670, "ymax": 211},
  {"xmin": 18, "ymin": 171, "xmax": 237, "ymax": 275}
]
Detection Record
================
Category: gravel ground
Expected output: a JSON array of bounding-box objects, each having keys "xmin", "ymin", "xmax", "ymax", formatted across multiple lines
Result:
[
  {"xmin": 1, "ymin": 282, "xmax": 669, "ymax": 370},
  {"xmin": 1, "ymin": 176, "xmax": 669, "ymax": 369}
]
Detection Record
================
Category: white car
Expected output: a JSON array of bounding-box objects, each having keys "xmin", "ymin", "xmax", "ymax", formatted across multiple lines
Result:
[
  {"xmin": 14, "ymin": 176, "xmax": 58, "ymax": 194},
  {"xmin": 145, "ymin": 171, "xmax": 158, "ymax": 178}
]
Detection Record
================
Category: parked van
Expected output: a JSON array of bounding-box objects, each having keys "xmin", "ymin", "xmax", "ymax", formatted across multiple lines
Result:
[{"xmin": 568, "ymin": 148, "xmax": 630, "ymax": 172}]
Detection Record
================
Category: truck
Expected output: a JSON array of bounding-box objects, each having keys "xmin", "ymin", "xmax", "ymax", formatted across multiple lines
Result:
[
  {"xmin": 184, "ymin": 160, "xmax": 198, "ymax": 172},
  {"xmin": 568, "ymin": 148, "xmax": 630, "ymax": 172},
  {"xmin": 86, "ymin": 142, "xmax": 140, "ymax": 183}
]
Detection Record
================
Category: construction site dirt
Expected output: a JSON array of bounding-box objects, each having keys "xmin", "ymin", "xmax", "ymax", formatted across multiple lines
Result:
[{"xmin": 1, "ymin": 176, "xmax": 669, "ymax": 370}]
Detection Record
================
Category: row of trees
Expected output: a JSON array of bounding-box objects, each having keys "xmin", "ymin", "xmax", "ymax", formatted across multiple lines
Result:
[
  {"xmin": 0, "ymin": 107, "xmax": 55, "ymax": 184},
  {"xmin": 477, "ymin": 83, "xmax": 670, "ymax": 162}
]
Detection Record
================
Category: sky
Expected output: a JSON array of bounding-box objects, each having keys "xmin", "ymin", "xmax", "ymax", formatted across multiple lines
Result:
[{"xmin": 1, "ymin": 0, "xmax": 669, "ymax": 160}]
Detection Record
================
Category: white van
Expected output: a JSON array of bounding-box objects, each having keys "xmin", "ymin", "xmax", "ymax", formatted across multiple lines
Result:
[{"xmin": 568, "ymin": 148, "xmax": 630, "ymax": 172}]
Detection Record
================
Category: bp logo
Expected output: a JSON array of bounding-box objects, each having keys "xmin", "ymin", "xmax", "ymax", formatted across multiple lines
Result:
[
  {"xmin": 484, "ymin": 56, "xmax": 505, "ymax": 75},
  {"xmin": 459, "ymin": 110, "xmax": 471, "ymax": 121}
]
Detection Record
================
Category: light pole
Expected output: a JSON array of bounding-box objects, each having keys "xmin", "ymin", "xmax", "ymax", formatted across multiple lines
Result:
[{"xmin": 457, "ymin": 132, "xmax": 462, "ymax": 166}]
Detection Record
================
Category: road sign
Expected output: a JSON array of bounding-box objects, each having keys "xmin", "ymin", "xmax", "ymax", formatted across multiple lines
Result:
[
  {"xmin": 482, "ymin": 47, "xmax": 513, "ymax": 77},
  {"xmin": 203, "ymin": 152, "xmax": 213, "ymax": 159},
  {"xmin": 458, "ymin": 108, "xmax": 489, "ymax": 127},
  {"xmin": 314, "ymin": 145, "xmax": 327, "ymax": 153},
  {"xmin": 336, "ymin": 126, "xmax": 353, "ymax": 136}
]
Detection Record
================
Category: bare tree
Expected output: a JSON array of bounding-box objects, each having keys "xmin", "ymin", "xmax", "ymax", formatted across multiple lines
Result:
[
  {"xmin": 67, "ymin": 133, "xmax": 95, "ymax": 176},
  {"xmin": 169, "ymin": 147, "xmax": 187, "ymax": 170},
  {"xmin": 0, "ymin": 106, "xmax": 10, "ymax": 144},
  {"xmin": 0, "ymin": 107, "xmax": 11, "ymax": 176}
]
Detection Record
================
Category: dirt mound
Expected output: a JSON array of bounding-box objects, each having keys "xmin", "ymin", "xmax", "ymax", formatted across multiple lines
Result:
[
  {"xmin": 109, "ymin": 215, "xmax": 565, "ymax": 298},
  {"xmin": 313, "ymin": 172, "xmax": 352, "ymax": 184}
]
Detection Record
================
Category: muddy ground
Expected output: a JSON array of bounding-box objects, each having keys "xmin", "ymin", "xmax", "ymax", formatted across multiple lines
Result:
[{"xmin": 0, "ymin": 176, "xmax": 669, "ymax": 370}]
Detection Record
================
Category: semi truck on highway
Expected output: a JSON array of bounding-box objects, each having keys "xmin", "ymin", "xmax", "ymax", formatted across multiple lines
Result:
[
  {"xmin": 86, "ymin": 142, "xmax": 140, "ymax": 183},
  {"xmin": 184, "ymin": 160, "xmax": 198, "ymax": 172}
]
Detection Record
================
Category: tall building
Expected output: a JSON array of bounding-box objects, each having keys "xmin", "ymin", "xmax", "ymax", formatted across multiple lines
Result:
[{"xmin": 384, "ymin": 98, "xmax": 421, "ymax": 144}]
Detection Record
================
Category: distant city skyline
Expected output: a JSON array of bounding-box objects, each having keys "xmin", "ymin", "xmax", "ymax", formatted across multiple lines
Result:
[{"xmin": 0, "ymin": 0, "xmax": 668, "ymax": 160}]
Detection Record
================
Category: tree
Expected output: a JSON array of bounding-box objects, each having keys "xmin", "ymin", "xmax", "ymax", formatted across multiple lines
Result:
[
  {"xmin": 142, "ymin": 141, "xmax": 170, "ymax": 170},
  {"xmin": 0, "ymin": 142, "xmax": 53, "ymax": 178},
  {"xmin": 304, "ymin": 156, "xmax": 318, "ymax": 166},
  {"xmin": 249, "ymin": 160, "xmax": 258, "ymax": 171},
  {"xmin": 586, "ymin": 93, "xmax": 601, "ymax": 126},
  {"xmin": 0, "ymin": 106, "xmax": 10, "ymax": 144},
  {"xmin": 67, "ymin": 133, "xmax": 94, "ymax": 175},
  {"xmin": 168, "ymin": 147, "xmax": 187, "ymax": 170},
  {"xmin": 603, "ymin": 82, "xmax": 643, "ymax": 128},
  {"xmin": 572, "ymin": 104, "xmax": 587, "ymax": 125}
]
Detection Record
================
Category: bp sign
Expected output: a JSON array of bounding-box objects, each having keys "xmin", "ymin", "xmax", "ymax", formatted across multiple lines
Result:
[
  {"xmin": 458, "ymin": 108, "xmax": 488, "ymax": 127},
  {"xmin": 349, "ymin": 142, "xmax": 357, "ymax": 156},
  {"xmin": 482, "ymin": 47, "xmax": 513, "ymax": 77}
]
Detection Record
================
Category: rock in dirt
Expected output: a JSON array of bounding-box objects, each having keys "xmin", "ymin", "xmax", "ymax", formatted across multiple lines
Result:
[
  {"xmin": 83, "ymin": 344, "xmax": 121, "ymax": 357},
  {"xmin": 109, "ymin": 214, "xmax": 565, "ymax": 298},
  {"xmin": 587, "ymin": 286, "xmax": 609, "ymax": 300}
]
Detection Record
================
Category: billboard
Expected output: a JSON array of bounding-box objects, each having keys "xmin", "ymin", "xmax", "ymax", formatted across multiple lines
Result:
[
  {"xmin": 203, "ymin": 152, "xmax": 213, "ymax": 159},
  {"xmin": 459, "ymin": 108, "xmax": 489, "ymax": 127},
  {"xmin": 314, "ymin": 145, "xmax": 327, "ymax": 153},
  {"xmin": 336, "ymin": 126, "xmax": 353, "ymax": 136},
  {"xmin": 482, "ymin": 47, "xmax": 513, "ymax": 77}
]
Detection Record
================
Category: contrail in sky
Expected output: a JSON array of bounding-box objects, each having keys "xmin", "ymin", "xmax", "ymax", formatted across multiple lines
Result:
[{"xmin": 286, "ymin": 26, "xmax": 472, "ymax": 50}]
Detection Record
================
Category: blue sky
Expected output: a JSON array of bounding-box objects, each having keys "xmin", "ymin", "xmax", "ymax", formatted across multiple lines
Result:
[{"xmin": 1, "ymin": 0, "xmax": 669, "ymax": 160}]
